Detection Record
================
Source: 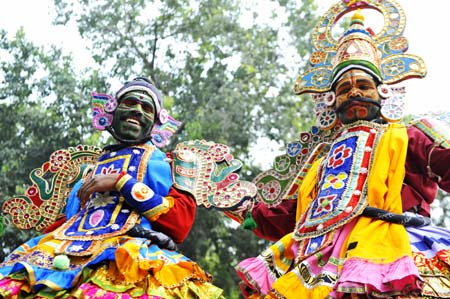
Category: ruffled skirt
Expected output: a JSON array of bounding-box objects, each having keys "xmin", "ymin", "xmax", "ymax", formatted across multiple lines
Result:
[
  {"xmin": 237, "ymin": 217, "xmax": 450, "ymax": 298},
  {"xmin": 0, "ymin": 233, "xmax": 223, "ymax": 298}
]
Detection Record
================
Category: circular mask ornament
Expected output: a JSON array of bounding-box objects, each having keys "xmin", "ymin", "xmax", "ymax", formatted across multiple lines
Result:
[
  {"xmin": 323, "ymin": 91, "xmax": 336, "ymax": 106},
  {"xmin": 93, "ymin": 113, "xmax": 113, "ymax": 130},
  {"xmin": 158, "ymin": 109, "xmax": 169, "ymax": 124},
  {"xmin": 316, "ymin": 107, "xmax": 338, "ymax": 130},
  {"xmin": 104, "ymin": 97, "xmax": 118, "ymax": 113},
  {"xmin": 377, "ymin": 84, "xmax": 392, "ymax": 99},
  {"xmin": 380, "ymin": 90, "xmax": 405, "ymax": 122}
]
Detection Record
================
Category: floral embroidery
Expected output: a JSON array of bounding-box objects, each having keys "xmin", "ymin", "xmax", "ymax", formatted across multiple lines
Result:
[
  {"xmin": 90, "ymin": 192, "xmax": 116, "ymax": 208},
  {"xmin": 69, "ymin": 245, "xmax": 85, "ymax": 252},
  {"xmin": 259, "ymin": 180, "xmax": 282, "ymax": 201},
  {"xmin": 100, "ymin": 164, "xmax": 120, "ymax": 175},
  {"xmin": 287, "ymin": 142, "xmax": 302, "ymax": 156},
  {"xmin": 322, "ymin": 172, "xmax": 348, "ymax": 190},
  {"xmin": 49, "ymin": 150, "xmax": 71, "ymax": 171},
  {"xmin": 327, "ymin": 144, "xmax": 352, "ymax": 168},
  {"xmin": 314, "ymin": 194, "xmax": 337, "ymax": 215}
]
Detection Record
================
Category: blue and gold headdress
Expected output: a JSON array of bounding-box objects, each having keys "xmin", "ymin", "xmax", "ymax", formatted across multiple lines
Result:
[{"xmin": 294, "ymin": 0, "xmax": 426, "ymax": 127}]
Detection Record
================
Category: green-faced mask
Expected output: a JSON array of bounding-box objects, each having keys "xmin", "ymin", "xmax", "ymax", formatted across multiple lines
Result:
[{"xmin": 111, "ymin": 91, "xmax": 156, "ymax": 142}]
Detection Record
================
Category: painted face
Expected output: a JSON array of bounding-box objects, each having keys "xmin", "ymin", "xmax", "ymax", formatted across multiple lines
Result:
[
  {"xmin": 334, "ymin": 70, "xmax": 381, "ymax": 124},
  {"xmin": 112, "ymin": 91, "xmax": 156, "ymax": 142}
]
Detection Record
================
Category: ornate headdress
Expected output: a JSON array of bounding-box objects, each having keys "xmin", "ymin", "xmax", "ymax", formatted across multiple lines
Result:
[
  {"xmin": 91, "ymin": 77, "xmax": 181, "ymax": 148},
  {"xmin": 294, "ymin": 0, "xmax": 426, "ymax": 128}
]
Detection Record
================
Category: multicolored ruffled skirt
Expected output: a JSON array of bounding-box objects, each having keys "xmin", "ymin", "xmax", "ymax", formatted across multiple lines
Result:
[
  {"xmin": 236, "ymin": 215, "xmax": 450, "ymax": 298},
  {"xmin": 0, "ymin": 233, "xmax": 223, "ymax": 298}
]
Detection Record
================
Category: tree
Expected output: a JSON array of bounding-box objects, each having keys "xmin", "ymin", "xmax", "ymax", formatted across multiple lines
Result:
[
  {"xmin": 0, "ymin": 28, "xmax": 108, "ymax": 260},
  {"xmin": 0, "ymin": 0, "xmax": 319, "ymax": 297},
  {"xmin": 52, "ymin": 0, "xmax": 318, "ymax": 156},
  {"xmin": 50, "ymin": 1, "xmax": 318, "ymax": 296}
]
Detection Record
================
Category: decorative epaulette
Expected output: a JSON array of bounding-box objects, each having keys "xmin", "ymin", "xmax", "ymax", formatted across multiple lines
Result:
[
  {"xmin": 410, "ymin": 113, "xmax": 450, "ymax": 149},
  {"xmin": 2, "ymin": 145, "xmax": 102, "ymax": 231},
  {"xmin": 252, "ymin": 125, "xmax": 336, "ymax": 207},
  {"xmin": 171, "ymin": 140, "xmax": 256, "ymax": 210}
]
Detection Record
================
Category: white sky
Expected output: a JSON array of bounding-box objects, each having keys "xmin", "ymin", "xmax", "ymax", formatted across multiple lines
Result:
[
  {"xmin": 0, "ymin": 0, "xmax": 447, "ymax": 115},
  {"xmin": 319, "ymin": 0, "xmax": 449, "ymax": 115},
  {"xmin": 0, "ymin": 0, "xmax": 448, "ymax": 169}
]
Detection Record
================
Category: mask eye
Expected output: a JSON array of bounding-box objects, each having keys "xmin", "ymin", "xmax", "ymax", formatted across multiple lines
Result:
[
  {"xmin": 121, "ymin": 98, "xmax": 136, "ymax": 107},
  {"xmin": 336, "ymin": 87, "xmax": 350, "ymax": 96},
  {"xmin": 141, "ymin": 103, "xmax": 155, "ymax": 114}
]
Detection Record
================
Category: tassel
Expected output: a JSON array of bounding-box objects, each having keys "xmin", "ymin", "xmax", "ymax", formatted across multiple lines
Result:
[
  {"xmin": 53, "ymin": 255, "xmax": 71, "ymax": 270},
  {"xmin": 242, "ymin": 210, "xmax": 257, "ymax": 230}
]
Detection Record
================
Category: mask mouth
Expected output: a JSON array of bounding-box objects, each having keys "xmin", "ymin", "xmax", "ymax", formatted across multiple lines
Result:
[
  {"xmin": 335, "ymin": 97, "xmax": 381, "ymax": 114},
  {"xmin": 125, "ymin": 117, "xmax": 141, "ymax": 126},
  {"xmin": 105, "ymin": 125, "xmax": 152, "ymax": 147}
]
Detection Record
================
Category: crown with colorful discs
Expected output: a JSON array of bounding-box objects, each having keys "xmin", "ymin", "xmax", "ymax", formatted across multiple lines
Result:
[{"xmin": 294, "ymin": 0, "xmax": 427, "ymax": 95}]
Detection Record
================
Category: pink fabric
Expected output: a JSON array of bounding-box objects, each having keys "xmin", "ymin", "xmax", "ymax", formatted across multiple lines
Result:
[
  {"xmin": 236, "ymin": 256, "xmax": 275, "ymax": 295},
  {"xmin": 236, "ymin": 220, "xmax": 358, "ymax": 296},
  {"xmin": 0, "ymin": 278, "xmax": 21, "ymax": 297},
  {"xmin": 331, "ymin": 255, "xmax": 422, "ymax": 298},
  {"xmin": 300, "ymin": 220, "xmax": 357, "ymax": 276}
]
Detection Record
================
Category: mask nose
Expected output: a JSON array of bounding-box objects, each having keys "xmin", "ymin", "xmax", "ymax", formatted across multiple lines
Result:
[
  {"xmin": 349, "ymin": 87, "xmax": 363, "ymax": 98},
  {"xmin": 129, "ymin": 103, "xmax": 145, "ymax": 115}
]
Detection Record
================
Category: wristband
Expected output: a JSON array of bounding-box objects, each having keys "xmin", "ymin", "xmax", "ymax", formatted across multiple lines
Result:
[{"xmin": 115, "ymin": 173, "xmax": 172, "ymax": 221}]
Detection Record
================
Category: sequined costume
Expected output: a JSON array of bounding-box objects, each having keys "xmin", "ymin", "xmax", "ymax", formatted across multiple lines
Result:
[
  {"xmin": 235, "ymin": 1, "xmax": 450, "ymax": 298},
  {"xmin": 0, "ymin": 78, "xmax": 225, "ymax": 298},
  {"xmin": 238, "ymin": 123, "xmax": 450, "ymax": 298},
  {"xmin": 0, "ymin": 143, "xmax": 223, "ymax": 298}
]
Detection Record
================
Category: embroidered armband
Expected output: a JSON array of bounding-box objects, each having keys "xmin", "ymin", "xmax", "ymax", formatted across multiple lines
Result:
[
  {"xmin": 115, "ymin": 173, "xmax": 172, "ymax": 220},
  {"xmin": 142, "ymin": 196, "xmax": 174, "ymax": 222},
  {"xmin": 412, "ymin": 118, "xmax": 450, "ymax": 149}
]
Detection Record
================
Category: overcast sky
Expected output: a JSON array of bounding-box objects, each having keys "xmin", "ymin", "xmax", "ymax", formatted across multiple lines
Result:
[{"xmin": 0, "ymin": 0, "xmax": 447, "ymax": 115}]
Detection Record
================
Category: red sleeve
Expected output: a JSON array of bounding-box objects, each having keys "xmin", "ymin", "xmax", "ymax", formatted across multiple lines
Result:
[
  {"xmin": 251, "ymin": 200, "xmax": 297, "ymax": 242},
  {"xmin": 403, "ymin": 126, "xmax": 450, "ymax": 216},
  {"xmin": 43, "ymin": 217, "xmax": 66, "ymax": 234},
  {"xmin": 429, "ymin": 143, "xmax": 450, "ymax": 192},
  {"xmin": 151, "ymin": 187, "xmax": 196, "ymax": 244}
]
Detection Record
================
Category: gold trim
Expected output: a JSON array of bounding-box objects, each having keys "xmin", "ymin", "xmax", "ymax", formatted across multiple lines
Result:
[
  {"xmin": 53, "ymin": 209, "xmax": 139, "ymax": 241},
  {"xmin": 116, "ymin": 173, "xmax": 132, "ymax": 190},
  {"xmin": 137, "ymin": 144, "xmax": 155, "ymax": 182},
  {"xmin": 143, "ymin": 197, "xmax": 173, "ymax": 221}
]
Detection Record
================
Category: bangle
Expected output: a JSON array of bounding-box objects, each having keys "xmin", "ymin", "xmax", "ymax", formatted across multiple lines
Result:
[
  {"xmin": 116, "ymin": 171, "xmax": 127, "ymax": 183},
  {"xmin": 115, "ymin": 171, "xmax": 129, "ymax": 190}
]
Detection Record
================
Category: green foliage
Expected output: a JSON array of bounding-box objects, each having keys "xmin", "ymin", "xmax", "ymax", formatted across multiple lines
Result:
[
  {"xmin": 1, "ymin": 0, "xmax": 319, "ymax": 297},
  {"xmin": 0, "ymin": 28, "xmax": 108, "ymax": 260},
  {"xmin": 52, "ymin": 0, "xmax": 318, "ymax": 156}
]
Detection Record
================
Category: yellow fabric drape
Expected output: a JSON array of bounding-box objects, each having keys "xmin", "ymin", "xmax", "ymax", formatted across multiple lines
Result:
[
  {"xmin": 271, "ymin": 124, "xmax": 411, "ymax": 298},
  {"xmin": 295, "ymin": 124, "xmax": 410, "ymax": 264},
  {"xmin": 341, "ymin": 124, "xmax": 411, "ymax": 264},
  {"xmin": 296, "ymin": 157, "xmax": 322, "ymax": 222}
]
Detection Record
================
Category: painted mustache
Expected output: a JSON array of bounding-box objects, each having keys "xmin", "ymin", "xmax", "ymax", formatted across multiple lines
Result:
[{"xmin": 335, "ymin": 97, "xmax": 381, "ymax": 114}]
